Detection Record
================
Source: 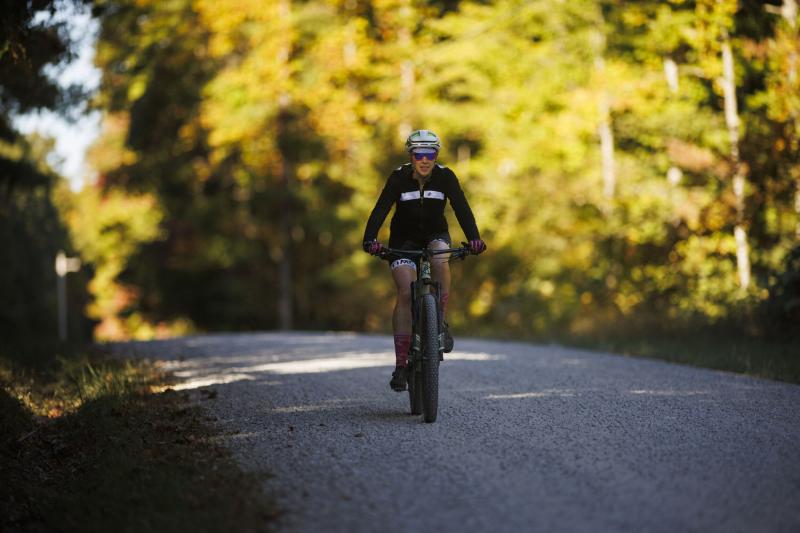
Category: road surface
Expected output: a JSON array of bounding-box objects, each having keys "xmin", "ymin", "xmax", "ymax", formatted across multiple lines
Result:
[{"xmin": 114, "ymin": 332, "xmax": 800, "ymax": 533}]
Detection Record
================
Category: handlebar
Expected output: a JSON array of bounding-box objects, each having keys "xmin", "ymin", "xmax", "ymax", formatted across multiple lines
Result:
[{"xmin": 376, "ymin": 242, "xmax": 477, "ymax": 262}]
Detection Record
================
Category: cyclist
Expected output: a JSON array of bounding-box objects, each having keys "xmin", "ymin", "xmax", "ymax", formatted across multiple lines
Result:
[{"xmin": 362, "ymin": 129, "xmax": 486, "ymax": 392}]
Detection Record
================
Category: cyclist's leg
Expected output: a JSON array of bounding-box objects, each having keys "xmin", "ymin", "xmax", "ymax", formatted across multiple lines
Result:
[
  {"xmin": 428, "ymin": 235, "xmax": 451, "ymax": 317},
  {"xmin": 391, "ymin": 259, "xmax": 416, "ymax": 368},
  {"xmin": 428, "ymin": 234, "xmax": 454, "ymax": 353},
  {"xmin": 391, "ymin": 262, "xmax": 415, "ymax": 335}
]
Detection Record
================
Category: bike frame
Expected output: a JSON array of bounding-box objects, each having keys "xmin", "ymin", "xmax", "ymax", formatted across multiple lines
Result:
[
  {"xmin": 377, "ymin": 243, "xmax": 474, "ymax": 422},
  {"xmin": 381, "ymin": 245, "xmax": 471, "ymax": 360}
]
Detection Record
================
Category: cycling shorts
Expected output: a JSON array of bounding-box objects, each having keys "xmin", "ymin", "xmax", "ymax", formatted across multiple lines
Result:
[{"xmin": 389, "ymin": 232, "xmax": 451, "ymax": 271}]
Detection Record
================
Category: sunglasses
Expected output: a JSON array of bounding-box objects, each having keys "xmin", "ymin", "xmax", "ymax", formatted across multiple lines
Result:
[{"xmin": 412, "ymin": 150, "xmax": 438, "ymax": 161}]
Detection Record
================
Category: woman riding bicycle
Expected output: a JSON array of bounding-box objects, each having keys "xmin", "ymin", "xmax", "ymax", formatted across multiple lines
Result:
[{"xmin": 362, "ymin": 129, "xmax": 486, "ymax": 392}]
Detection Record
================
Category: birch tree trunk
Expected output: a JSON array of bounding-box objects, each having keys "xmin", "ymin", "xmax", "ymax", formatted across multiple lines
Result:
[
  {"xmin": 598, "ymin": 92, "xmax": 616, "ymax": 199},
  {"xmin": 784, "ymin": 0, "xmax": 800, "ymax": 238},
  {"xmin": 720, "ymin": 33, "xmax": 751, "ymax": 291},
  {"xmin": 786, "ymin": 0, "xmax": 798, "ymax": 84},
  {"xmin": 664, "ymin": 57, "xmax": 684, "ymax": 187},
  {"xmin": 593, "ymin": 25, "xmax": 616, "ymax": 201}
]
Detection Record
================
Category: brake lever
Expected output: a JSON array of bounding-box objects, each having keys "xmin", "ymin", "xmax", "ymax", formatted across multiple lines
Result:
[{"xmin": 460, "ymin": 242, "xmax": 476, "ymax": 257}]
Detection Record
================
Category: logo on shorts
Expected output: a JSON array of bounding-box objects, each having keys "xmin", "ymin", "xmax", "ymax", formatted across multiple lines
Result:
[{"xmin": 390, "ymin": 258, "xmax": 417, "ymax": 271}]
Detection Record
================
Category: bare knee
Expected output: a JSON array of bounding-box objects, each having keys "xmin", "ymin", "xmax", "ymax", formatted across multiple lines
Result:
[
  {"xmin": 396, "ymin": 285, "xmax": 412, "ymax": 306},
  {"xmin": 432, "ymin": 259, "xmax": 450, "ymax": 276},
  {"xmin": 392, "ymin": 265, "xmax": 415, "ymax": 305}
]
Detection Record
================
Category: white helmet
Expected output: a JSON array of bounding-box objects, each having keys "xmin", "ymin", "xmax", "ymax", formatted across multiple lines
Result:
[{"xmin": 405, "ymin": 129, "xmax": 441, "ymax": 152}]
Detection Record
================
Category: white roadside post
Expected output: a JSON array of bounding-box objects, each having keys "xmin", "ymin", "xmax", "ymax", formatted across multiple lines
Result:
[{"xmin": 55, "ymin": 251, "xmax": 81, "ymax": 341}]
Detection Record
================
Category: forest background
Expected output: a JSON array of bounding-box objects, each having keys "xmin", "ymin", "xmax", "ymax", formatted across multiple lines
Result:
[{"xmin": 2, "ymin": 0, "xmax": 799, "ymax": 371}]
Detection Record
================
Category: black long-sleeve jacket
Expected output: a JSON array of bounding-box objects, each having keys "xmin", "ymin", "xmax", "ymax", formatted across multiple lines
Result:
[{"xmin": 363, "ymin": 163, "xmax": 480, "ymax": 246}]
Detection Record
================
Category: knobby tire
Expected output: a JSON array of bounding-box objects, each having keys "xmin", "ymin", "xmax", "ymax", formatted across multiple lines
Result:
[{"xmin": 421, "ymin": 293, "xmax": 440, "ymax": 423}]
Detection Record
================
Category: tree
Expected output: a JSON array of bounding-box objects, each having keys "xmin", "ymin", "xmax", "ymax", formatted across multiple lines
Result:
[
  {"xmin": 0, "ymin": 0, "xmax": 89, "ymax": 346},
  {"xmin": 83, "ymin": 0, "xmax": 799, "ymax": 339},
  {"xmin": 764, "ymin": 0, "xmax": 800, "ymax": 238}
]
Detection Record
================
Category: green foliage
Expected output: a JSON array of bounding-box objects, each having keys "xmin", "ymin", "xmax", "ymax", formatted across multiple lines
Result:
[
  {"xmin": 74, "ymin": 0, "xmax": 799, "ymax": 342},
  {"xmin": 63, "ymin": 186, "xmax": 168, "ymax": 339},
  {"xmin": 760, "ymin": 244, "xmax": 800, "ymax": 334},
  {"xmin": 0, "ymin": 0, "xmax": 86, "ymax": 139},
  {"xmin": 0, "ymin": 1, "xmax": 90, "ymax": 348},
  {"xmin": 561, "ymin": 322, "xmax": 800, "ymax": 384},
  {"xmin": 1, "ymin": 186, "xmax": 62, "ymax": 339}
]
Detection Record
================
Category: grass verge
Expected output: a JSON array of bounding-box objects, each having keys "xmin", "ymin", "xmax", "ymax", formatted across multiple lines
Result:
[
  {"xmin": 557, "ymin": 326, "xmax": 800, "ymax": 384},
  {"xmin": 1, "ymin": 345, "xmax": 278, "ymax": 533}
]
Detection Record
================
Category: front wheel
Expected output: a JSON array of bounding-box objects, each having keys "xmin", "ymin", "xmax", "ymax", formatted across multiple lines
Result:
[{"xmin": 421, "ymin": 293, "xmax": 440, "ymax": 423}]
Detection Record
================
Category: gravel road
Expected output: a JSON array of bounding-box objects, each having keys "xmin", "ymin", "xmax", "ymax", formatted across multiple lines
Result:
[{"xmin": 115, "ymin": 332, "xmax": 800, "ymax": 533}]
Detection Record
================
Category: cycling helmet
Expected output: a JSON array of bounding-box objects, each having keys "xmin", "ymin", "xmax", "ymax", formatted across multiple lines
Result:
[{"xmin": 405, "ymin": 129, "xmax": 441, "ymax": 152}]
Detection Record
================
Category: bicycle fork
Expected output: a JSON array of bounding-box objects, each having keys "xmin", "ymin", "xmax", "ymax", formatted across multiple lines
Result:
[{"xmin": 409, "ymin": 259, "xmax": 445, "ymax": 362}]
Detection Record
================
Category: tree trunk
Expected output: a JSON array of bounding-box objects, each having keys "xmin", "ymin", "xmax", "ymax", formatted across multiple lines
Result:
[
  {"xmin": 593, "ymin": 23, "xmax": 616, "ymax": 201},
  {"xmin": 598, "ymin": 95, "xmax": 616, "ymax": 199},
  {"xmin": 663, "ymin": 57, "xmax": 680, "ymax": 93},
  {"xmin": 784, "ymin": 0, "xmax": 800, "ymax": 238},
  {"xmin": 277, "ymin": 0, "xmax": 293, "ymax": 330},
  {"xmin": 664, "ymin": 57, "xmax": 683, "ymax": 187},
  {"xmin": 278, "ymin": 187, "xmax": 293, "ymax": 330},
  {"xmin": 769, "ymin": 0, "xmax": 800, "ymax": 237},
  {"xmin": 398, "ymin": 2, "xmax": 414, "ymax": 140},
  {"xmin": 786, "ymin": 0, "xmax": 798, "ymax": 83},
  {"xmin": 720, "ymin": 35, "xmax": 751, "ymax": 292}
]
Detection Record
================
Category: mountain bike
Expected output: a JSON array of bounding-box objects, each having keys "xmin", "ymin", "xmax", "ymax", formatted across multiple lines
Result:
[{"xmin": 378, "ymin": 243, "xmax": 476, "ymax": 423}]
